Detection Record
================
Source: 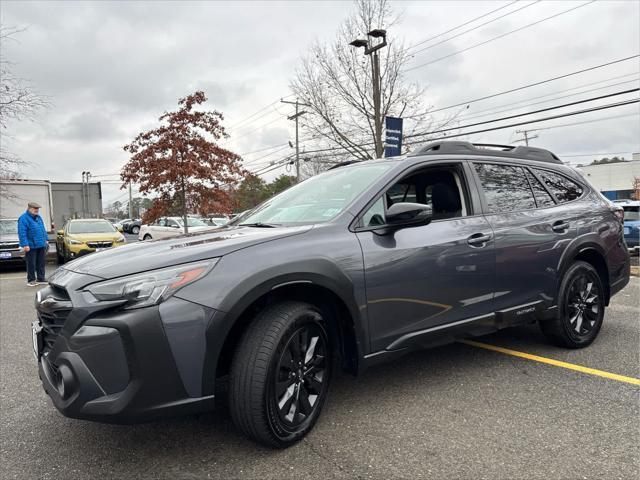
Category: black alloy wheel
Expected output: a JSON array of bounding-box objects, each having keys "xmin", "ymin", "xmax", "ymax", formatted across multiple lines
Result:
[
  {"xmin": 229, "ymin": 301, "xmax": 332, "ymax": 448},
  {"xmin": 565, "ymin": 269, "xmax": 601, "ymax": 340},
  {"xmin": 540, "ymin": 260, "xmax": 605, "ymax": 348},
  {"xmin": 270, "ymin": 323, "xmax": 328, "ymax": 431}
]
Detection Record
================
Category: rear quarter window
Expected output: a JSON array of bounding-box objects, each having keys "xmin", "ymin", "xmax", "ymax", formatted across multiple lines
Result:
[{"xmin": 532, "ymin": 168, "xmax": 583, "ymax": 203}]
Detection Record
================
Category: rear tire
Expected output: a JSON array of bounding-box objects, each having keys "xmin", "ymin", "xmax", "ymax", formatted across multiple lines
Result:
[
  {"xmin": 131, "ymin": 226, "xmax": 140, "ymax": 235},
  {"xmin": 229, "ymin": 301, "xmax": 331, "ymax": 448},
  {"xmin": 540, "ymin": 261, "xmax": 605, "ymax": 348}
]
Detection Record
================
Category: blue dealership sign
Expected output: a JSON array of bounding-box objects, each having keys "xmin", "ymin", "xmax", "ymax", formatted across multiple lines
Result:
[{"xmin": 384, "ymin": 116, "xmax": 403, "ymax": 157}]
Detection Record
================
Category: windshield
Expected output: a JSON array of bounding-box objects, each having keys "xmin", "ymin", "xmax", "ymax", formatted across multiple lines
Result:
[
  {"xmin": 623, "ymin": 206, "xmax": 640, "ymax": 221},
  {"xmin": 68, "ymin": 221, "xmax": 116, "ymax": 234},
  {"xmin": 178, "ymin": 217, "xmax": 209, "ymax": 227},
  {"xmin": 0, "ymin": 220, "xmax": 18, "ymax": 235},
  {"xmin": 237, "ymin": 163, "xmax": 393, "ymax": 225}
]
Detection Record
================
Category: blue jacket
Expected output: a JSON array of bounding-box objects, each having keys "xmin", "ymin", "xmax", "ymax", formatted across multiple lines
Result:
[{"xmin": 18, "ymin": 211, "xmax": 48, "ymax": 249}]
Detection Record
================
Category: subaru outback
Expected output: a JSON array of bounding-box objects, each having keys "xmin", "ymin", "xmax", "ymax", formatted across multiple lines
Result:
[{"xmin": 33, "ymin": 141, "xmax": 630, "ymax": 448}]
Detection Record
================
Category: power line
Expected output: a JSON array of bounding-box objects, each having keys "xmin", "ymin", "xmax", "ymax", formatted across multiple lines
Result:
[
  {"xmin": 404, "ymin": 98, "xmax": 639, "ymax": 145},
  {"xmin": 456, "ymin": 76, "xmax": 639, "ymax": 122},
  {"xmin": 407, "ymin": 1, "xmax": 519, "ymax": 51},
  {"xmin": 227, "ymin": 94, "xmax": 293, "ymax": 130},
  {"xmin": 426, "ymin": 55, "xmax": 640, "ymax": 114},
  {"xmin": 512, "ymin": 112, "xmax": 639, "ymax": 133},
  {"xmin": 409, "ymin": 1, "xmax": 541, "ymax": 58},
  {"xmin": 415, "ymin": 87, "xmax": 639, "ymax": 138},
  {"xmin": 405, "ymin": 0, "xmax": 596, "ymax": 72},
  {"xmin": 559, "ymin": 151, "xmax": 636, "ymax": 158}
]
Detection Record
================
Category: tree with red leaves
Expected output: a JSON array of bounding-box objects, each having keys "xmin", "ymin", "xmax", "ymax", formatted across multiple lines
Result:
[{"xmin": 121, "ymin": 91, "xmax": 245, "ymax": 233}]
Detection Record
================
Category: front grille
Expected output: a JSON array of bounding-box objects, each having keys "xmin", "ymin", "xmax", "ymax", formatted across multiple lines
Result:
[
  {"xmin": 87, "ymin": 241, "xmax": 113, "ymax": 248},
  {"xmin": 37, "ymin": 286, "xmax": 72, "ymax": 359},
  {"xmin": 0, "ymin": 242, "xmax": 19, "ymax": 250}
]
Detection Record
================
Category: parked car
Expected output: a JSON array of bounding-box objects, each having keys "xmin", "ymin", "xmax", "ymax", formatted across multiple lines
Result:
[
  {"xmin": 620, "ymin": 200, "xmax": 640, "ymax": 253},
  {"xmin": 113, "ymin": 218, "xmax": 132, "ymax": 230},
  {"xmin": 55, "ymin": 218, "xmax": 126, "ymax": 263},
  {"xmin": 137, "ymin": 216, "xmax": 212, "ymax": 240},
  {"xmin": 203, "ymin": 216, "xmax": 229, "ymax": 227},
  {"xmin": 123, "ymin": 219, "xmax": 142, "ymax": 235},
  {"xmin": 0, "ymin": 218, "xmax": 25, "ymax": 263},
  {"xmin": 33, "ymin": 141, "xmax": 630, "ymax": 448}
]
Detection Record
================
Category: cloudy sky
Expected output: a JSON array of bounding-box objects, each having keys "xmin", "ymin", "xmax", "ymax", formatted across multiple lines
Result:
[{"xmin": 2, "ymin": 0, "xmax": 639, "ymax": 206}]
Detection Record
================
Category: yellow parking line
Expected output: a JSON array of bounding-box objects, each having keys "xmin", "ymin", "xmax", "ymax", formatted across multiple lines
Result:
[{"xmin": 460, "ymin": 339, "xmax": 640, "ymax": 386}]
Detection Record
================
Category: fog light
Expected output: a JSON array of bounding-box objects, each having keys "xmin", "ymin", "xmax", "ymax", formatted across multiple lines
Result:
[{"xmin": 56, "ymin": 364, "xmax": 74, "ymax": 400}]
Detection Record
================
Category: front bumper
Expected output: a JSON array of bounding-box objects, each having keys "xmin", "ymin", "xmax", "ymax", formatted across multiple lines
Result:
[
  {"xmin": 66, "ymin": 242, "xmax": 126, "ymax": 259},
  {"xmin": 35, "ymin": 280, "xmax": 219, "ymax": 423}
]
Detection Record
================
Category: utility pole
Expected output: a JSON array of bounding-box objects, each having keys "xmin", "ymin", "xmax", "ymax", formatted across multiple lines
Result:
[
  {"xmin": 350, "ymin": 29, "xmax": 387, "ymax": 159},
  {"xmin": 514, "ymin": 129, "xmax": 538, "ymax": 146},
  {"xmin": 85, "ymin": 172, "xmax": 91, "ymax": 217},
  {"xmin": 81, "ymin": 172, "xmax": 86, "ymax": 218},
  {"xmin": 128, "ymin": 182, "xmax": 133, "ymax": 219},
  {"xmin": 281, "ymin": 99, "xmax": 310, "ymax": 182}
]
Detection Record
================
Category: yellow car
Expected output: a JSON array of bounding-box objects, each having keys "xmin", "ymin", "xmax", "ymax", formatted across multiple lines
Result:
[{"xmin": 56, "ymin": 219, "xmax": 126, "ymax": 263}]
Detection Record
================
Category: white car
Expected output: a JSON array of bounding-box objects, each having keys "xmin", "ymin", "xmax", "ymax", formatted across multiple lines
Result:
[{"xmin": 138, "ymin": 216, "xmax": 212, "ymax": 241}]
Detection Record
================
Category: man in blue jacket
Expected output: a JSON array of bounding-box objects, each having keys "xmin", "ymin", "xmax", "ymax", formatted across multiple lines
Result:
[{"xmin": 18, "ymin": 201, "xmax": 49, "ymax": 286}]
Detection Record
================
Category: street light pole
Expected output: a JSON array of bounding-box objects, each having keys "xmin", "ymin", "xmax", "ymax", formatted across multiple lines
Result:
[{"xmin": 350, "ymin": 29, "xmax": 387, "ymax": 159}]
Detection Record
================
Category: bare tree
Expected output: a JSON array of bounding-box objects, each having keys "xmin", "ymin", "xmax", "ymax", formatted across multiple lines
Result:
[
  {"xmin": 0, "ymin": 25, "xmax": 47, "ymax": 191},
  {"xmin": 291, "ymin": 0, "xmax": 456, "ymax": 164}
]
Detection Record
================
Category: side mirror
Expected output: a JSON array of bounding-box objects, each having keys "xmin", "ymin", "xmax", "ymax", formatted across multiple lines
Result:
[
  {"xmin": 56, "ymin": 229, "xmax": 64, "ymax": 236},
  {"xmin": 378, "ymin": 202, "xmax": 432, "ymax": 234}
]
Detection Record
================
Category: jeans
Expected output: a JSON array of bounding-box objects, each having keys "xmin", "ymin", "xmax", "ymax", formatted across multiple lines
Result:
[{"xmin": 25, "ymin": 247, "xmax": 47, "ymax": 282}]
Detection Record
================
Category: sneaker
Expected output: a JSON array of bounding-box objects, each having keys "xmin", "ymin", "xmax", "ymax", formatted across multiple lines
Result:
[
  {"xmin": 36, "ymin": 280, "xmax": 48, "ymax": 285},
  {"xmin": 27, "ymin": 281, "xmax": 37, "ymax": 287}
]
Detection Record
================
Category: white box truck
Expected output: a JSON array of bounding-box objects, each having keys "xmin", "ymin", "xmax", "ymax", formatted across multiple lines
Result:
[{"xmin": 0, "ymin": 179, "xmax": 55, "ymax": 232}]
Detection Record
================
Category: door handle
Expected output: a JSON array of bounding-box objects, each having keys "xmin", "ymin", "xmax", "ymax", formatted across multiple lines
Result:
[
  {"xmin": 551, "ymin": 220, "xmax": 570, "ymax": 233},
  {"xmin": 467, "ymin": 232, "xmax": 492, "ymax": 247}
]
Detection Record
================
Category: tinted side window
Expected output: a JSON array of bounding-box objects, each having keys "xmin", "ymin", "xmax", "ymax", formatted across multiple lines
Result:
[
  {"xmin": 532, "ymin": 168, "xmax": 583, "ymax": 203},
  {"xmin": 474, "ymin": 163, "xmax": 536, "ymax": 213},
  {"xmin": 526, "ymin": 170, "xmax": 556, "ymax": 208}
]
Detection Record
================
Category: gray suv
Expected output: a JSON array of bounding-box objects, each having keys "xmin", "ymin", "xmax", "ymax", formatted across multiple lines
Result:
[{"xmin": 33, "ymin": 141, "xmax": 630, "ymax": 448}]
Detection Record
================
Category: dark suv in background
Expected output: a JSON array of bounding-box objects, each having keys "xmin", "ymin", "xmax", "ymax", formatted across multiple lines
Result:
[{"xmin": 33, "ymin": 141, "xmax": 630, "ymax": 448}]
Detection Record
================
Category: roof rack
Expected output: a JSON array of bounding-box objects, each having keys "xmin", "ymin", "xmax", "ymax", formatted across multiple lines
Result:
[{"xmin": 408, "ymin": 141, "xmax": 562, "ymax": 164}]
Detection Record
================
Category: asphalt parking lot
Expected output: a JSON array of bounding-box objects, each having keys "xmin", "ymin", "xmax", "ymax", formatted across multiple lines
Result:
[{"xmin": 0, "ymin": 262, "xmax": 638, "ymax": 480}]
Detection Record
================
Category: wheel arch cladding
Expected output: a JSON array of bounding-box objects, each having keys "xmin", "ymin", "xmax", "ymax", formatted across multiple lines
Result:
[{"xmin": 215, "ymin": 280, "xmax": 361, "ymax": 381}]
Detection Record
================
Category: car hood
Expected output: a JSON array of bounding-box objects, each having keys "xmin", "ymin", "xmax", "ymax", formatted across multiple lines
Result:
[
  {"xmin": 62, "ymin": 224, "xmax": 313, "ymax": 279},
  {"xmin": 68, "ymin": 232, "xmax": 123, "ymax": 242}
]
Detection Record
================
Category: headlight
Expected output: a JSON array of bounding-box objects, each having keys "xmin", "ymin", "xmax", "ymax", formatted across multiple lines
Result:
[
  {"xmin": 84, "ymin": 259, "xmax": 218, "ymax": 309},
  {"xmin": 116, "ymin": 234, "xmax": 126, "ymax": 242},
  {"xmin": 68, "ymin": 238, "xmax": 83, "ymax": 245}
]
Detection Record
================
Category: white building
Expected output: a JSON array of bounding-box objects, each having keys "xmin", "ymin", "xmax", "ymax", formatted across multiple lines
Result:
[{"xmin": 576, "ymin": 156, "xmax": 640, "ymax": 200}]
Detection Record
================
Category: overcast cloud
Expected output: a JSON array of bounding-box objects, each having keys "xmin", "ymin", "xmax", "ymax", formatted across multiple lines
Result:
[{"xmin": 1, "ymin": 0, "xmax": 639, "ymax": 205}]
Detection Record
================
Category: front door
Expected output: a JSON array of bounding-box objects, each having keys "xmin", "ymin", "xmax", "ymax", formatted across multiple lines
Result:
[{"xmin": 356, "ymin": 162, "xmax": 496, "ymax": 352}]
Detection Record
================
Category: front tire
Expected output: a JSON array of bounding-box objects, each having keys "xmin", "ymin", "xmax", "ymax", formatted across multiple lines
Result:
[
  {"xmin": 229, "ymin": 301, "xmax": 331, "ymax": 448},
  {"xmin": 143, "ymin": 234, "xmax": 152, "ymax": 240},
  {"xmin": 540, "ymin": 261, "xmax": 605, "ymax": 348},
  {"xmin": 131, "ymin": 226, "xmax": 140, "ymax": 235}
]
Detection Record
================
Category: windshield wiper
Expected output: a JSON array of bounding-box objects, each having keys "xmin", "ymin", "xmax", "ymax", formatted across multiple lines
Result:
[{"xmin": 239, "ymin": 222, "xmax": 280, "ymax": 228}]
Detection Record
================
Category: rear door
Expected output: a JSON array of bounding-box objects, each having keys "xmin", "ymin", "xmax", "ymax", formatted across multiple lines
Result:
[
  {"xmin": 471, "ymin": 162, "xmax": 580, "ymax": 318},
  {"xmin": 356, "ymin": 161, "xmax": 496, "ymax": 352}
]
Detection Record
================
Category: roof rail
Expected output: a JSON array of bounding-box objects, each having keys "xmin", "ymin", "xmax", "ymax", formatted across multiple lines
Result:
[{"xmin": 408, "ymin": 141, "xmax": 562, "ymax": 164}]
